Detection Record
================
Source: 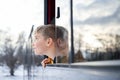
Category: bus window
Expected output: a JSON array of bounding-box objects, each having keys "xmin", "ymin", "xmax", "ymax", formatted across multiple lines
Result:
[
  {"xmin": 56, "ymin": 0, "xmax": 70, "ymax": 63},
  {"xmin": 56, "ymin": 0, "xmax": 120, "ymax": 63},
  {"xmin": 73, "ymin": 0, "xmax": 120, "ymax": 62}
]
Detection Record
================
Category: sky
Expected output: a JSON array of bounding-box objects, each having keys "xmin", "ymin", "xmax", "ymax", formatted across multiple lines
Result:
[
  {"xmin": 73, "ymin": 0, "xmax": 120, "ymax": 35},
  {"xmin": 0, "ymin": 0, "xmax": 44, "ymax": 41},
  {"xmin": 0, "ymin": 0, "xmax": 120, "ymax": 52},
  {"xmin": 55, "ymin": 0, "xmax": 120, "ymax": 52}
]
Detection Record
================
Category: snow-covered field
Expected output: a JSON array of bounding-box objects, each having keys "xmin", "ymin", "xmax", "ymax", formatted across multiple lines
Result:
[
  {"xmin": 0, "ymin": 65, "xmax": 40, "ymax": 80},
  {"xmin": 0, "ymin": 65, "xmax": 62, "ymax": 80},
  {"xmin": 0, "ymin": 65, "xmax": 120, "ymax": 80}
]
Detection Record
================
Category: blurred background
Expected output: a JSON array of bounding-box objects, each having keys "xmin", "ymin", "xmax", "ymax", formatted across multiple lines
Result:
[{"xmin": 0, "ymin": 0, "xmax": 120, "ymax": 80}]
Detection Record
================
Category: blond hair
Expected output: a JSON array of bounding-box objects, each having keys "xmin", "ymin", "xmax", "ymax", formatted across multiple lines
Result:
[{"xmin": 34, "ymin": 24, "xmax": 68, "ymax": 54}]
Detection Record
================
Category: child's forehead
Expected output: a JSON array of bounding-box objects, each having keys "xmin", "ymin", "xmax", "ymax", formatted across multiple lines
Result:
[{"xmin": 33, "ymin": 32, "xmax": 42, "ymax": 37}]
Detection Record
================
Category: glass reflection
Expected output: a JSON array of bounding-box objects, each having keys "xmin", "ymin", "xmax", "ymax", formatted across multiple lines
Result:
[{"xmin": 73, "ymin": 0, "xmax": 120, "ymax": 62}]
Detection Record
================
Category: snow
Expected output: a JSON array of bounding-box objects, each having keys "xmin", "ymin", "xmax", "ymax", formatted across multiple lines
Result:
[
  {"xmin": 0, "ymin": 65, "xmax": 61, "ymax": 80},
  {"xmin": 0, "ymin": 65, "xmax": 120, "ymax": 80}
]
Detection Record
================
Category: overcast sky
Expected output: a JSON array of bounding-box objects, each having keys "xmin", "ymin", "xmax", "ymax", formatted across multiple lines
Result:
[
  {"xmin": 0, "ymin": 0, "xmax": 120, "ymax": 49},
  {"xmin": 0, "ymin": 0, "xmax": 44, "ymax": 41},
  {"xmin": 73, "ymin": 0, "xmax": 120, "ymax": 35}
]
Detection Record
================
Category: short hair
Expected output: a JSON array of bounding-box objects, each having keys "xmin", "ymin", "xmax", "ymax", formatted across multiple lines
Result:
[
  {"xmin": 34, "ymin": 24, "xmax": 56, "ymax": 41},
  {"xmin": 34, "ymin": 24, "xmax": 68, "ymax": 54},
  {"xmin": 34, "ymin": 24, "xmax": 68, "ymax": 42}
]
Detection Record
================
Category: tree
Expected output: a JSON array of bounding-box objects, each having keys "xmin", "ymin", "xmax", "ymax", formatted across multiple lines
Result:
[
  {"xmin": 2, "ymin": 32, "xmax": 26, "ymax": 76},
  {"xmin": 3, "ymin": 37, "xmax": 17, "ymax": 76}
]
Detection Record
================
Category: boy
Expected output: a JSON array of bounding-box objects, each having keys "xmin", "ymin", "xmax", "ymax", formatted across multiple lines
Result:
[{"xmin": 32, "ymin": 24, "xmax": 68, "ymax": 67}]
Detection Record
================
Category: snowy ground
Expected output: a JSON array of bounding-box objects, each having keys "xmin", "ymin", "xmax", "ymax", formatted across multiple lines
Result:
[
  {"xmin": 0, "ymin": 65, "xmax": 62, "ymax": 80},
  {"xmin": 0, "ymin": 65, "xmax": 38, "ymax": 80},
  {"xmin": 0, "ymin": 65, "xmax": 58, "ymax": 80},
  {"xmin": 0, "ymin": 65, "xmax": 120, "ymax": 80},
  {"xmin": 0, "ymin": 65, "xmax": 25, "ymax": 80}
]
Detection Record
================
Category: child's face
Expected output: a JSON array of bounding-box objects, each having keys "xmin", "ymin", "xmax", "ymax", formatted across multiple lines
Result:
[{"xmin": 32, "ymin": 33, "xmax": 47, "ymax": 55}]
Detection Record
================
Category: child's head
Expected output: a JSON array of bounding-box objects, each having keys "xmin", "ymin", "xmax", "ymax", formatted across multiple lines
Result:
[
  {"xmin": 56, "ymin": 26, "xmax": 68, "ymax": 56},
  {"xmin": 32, "ymin": 24, "xmax": 68, "ymax": 57}
]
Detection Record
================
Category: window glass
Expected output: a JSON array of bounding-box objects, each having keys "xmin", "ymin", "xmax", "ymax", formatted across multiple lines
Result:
[
  {"xmin": 73, "ymin": 0, "xmax": 120, "ymax": 62},
  {"xmin": 56, "ymin": 0, "xmax": 70, "ymax": 63},
  {"xmin": 0, "ymin": 0, "xmax": 44, "ymax": 78}
]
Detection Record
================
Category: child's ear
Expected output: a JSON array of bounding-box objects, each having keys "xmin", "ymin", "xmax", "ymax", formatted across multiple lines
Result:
[
  {"xmin": 57, "ymin": 39, "xmax": 67, "ymax": 49},
  {"xmin": 46, "ymin": 38, "xmax": 53, "ymax": 46},
  {"xmin": 57, "ymin": 39, "xmax": 62, "ymax": 46}
]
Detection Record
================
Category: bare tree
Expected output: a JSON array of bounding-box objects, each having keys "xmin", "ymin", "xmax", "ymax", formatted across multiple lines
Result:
[
  {"xmin": 3, "ymin": 37, "xmax": 17, "ymax": 76},
  {"xmin": 2, "ymin": 32, "xmax": 26, "ymax": 76}
]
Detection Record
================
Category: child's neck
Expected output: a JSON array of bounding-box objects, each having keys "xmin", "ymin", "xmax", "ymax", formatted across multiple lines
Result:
[{"xmin": 45, "ymin": 47, "xmax": 56, "ymax": 60}]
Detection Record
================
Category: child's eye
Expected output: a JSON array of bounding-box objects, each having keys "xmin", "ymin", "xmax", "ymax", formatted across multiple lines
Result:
[{"xmin": 32, "ymin": 37, "xmax": 38, "ymax": 42}]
